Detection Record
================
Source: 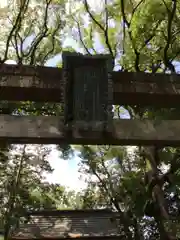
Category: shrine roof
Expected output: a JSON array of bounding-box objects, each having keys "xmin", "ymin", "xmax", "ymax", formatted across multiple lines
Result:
[{"xmin": 10, "ymin": 209, "xmax": 123, "ymax": 240}]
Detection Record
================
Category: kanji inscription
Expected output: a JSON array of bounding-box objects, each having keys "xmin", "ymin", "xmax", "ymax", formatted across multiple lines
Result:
[{"xmin": 62, "ymin": 52, "xmax": 113, "ymax": 128}]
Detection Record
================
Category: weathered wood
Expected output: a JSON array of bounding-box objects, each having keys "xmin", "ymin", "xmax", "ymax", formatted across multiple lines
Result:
[
  {"xmin": 62, "ymin": 52, "xmax": 113, "ymax": 125},
  {"xmin": 1, "ymin": 115, "xmax": 180, "ymax": 146},
  {"xmin": 0, "ymin": 64, "xmax": 61, "ymax": 102},
  {"xmin": 113, "ymin": 71, "xmax": 180, "ymax": 106},
  {"xmin": 1, "ymin": 64, "xmax": 180, "ymax": 106}
]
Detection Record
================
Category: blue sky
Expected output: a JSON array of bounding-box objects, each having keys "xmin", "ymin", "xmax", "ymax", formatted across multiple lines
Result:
[{"xmin": 45, "ymin": 146, "xmax": 86, "ymax": 191}]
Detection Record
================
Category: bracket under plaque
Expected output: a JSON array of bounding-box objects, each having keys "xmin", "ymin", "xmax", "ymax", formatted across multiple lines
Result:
[{"xmin": 62, "ymin": 52, "xmax": 113, "ymax": 130}]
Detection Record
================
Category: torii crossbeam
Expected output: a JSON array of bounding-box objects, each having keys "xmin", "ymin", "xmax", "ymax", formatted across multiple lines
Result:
[{"xmin": 0, "ymin": 53, "xmax": 180, "ymax": 146}]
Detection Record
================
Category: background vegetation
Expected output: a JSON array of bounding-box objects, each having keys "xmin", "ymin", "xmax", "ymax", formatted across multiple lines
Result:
[{"xmin": 0, "ymin": 0, "xmax": 180, "ymax": 239}]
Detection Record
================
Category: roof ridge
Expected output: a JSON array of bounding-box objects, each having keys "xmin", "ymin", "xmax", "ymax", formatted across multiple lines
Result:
[{"xmin": 26, "ymin": 209, "xmax": 116, "ymax": 216}]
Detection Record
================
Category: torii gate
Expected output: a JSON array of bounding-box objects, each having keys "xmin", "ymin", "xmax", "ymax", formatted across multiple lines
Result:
[{"xmin": 0, "ymin": 51, "xmax": 180, "ymax": 146}]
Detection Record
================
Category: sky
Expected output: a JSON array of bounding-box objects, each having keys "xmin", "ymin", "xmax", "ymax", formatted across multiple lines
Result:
[{"xmin": 44, "ymin": 146, "xmax": 86, "ymax": 191}]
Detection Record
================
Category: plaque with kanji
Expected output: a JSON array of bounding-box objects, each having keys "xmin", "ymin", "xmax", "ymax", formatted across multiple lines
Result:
[{"xmin": 62, "ymin": 52, "xmax": 113, "ymax": 128}]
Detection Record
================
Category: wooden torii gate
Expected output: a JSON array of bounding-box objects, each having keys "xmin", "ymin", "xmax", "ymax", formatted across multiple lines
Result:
[{"xmin": 0, "ymin": 52, "xmax": 180, "ymax": 146}]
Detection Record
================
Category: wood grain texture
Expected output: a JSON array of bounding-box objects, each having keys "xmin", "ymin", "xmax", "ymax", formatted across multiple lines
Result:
[
  {"xmin": 0, "ymin": 64, "xmax": 61, "ymax": 102},
  {"xmin": 0, "ymin": 64, "xmax": 180, "ymax": 106},
  {"xmin": 62, "ymin": 52, "xmax": 113, "ymax": 123},
  {"xmin": 0, "ymin": 115, "xmax": 180, "ymax": 146}
]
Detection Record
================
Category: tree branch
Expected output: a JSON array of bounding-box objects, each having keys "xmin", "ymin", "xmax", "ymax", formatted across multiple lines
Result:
[
  {"xmin": 84, "ymin": 0, "xmax": 115, "ymax": 65},
  {"xmin": 163, "ymin": 0, "xmax": 177, "ymax": 73},
  {"xmin": 120, "ymin": 0, "xmax": 140, "ymax": 71}
]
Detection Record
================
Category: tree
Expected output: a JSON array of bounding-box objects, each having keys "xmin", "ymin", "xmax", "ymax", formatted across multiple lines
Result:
[
  {"xmin": 0, "ymin": 143, "xmax": 78, "ymax": 239},
  {"xmin": 1, "ymin": 145, "xmax": 50, "ymax": 238},
  {"xmin": 78, "ymin": 145, "xmax": 148, "ymax": 239},
  {"xmin": 1, "ymin": 0, "xmax": 180, "ymax": 239},
  {"xmin": 65, "ymin": 0, "xmax": 180, "ymax": 239},
  {"xmin": 0, "ymin": 0, "xmax": 69, "ymax": 238}
]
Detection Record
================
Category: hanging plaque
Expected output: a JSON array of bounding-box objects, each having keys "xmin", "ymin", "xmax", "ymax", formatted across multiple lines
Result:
[{"xmin": 62, "ymin": 52, "xmax": 113, "ymax": 130}]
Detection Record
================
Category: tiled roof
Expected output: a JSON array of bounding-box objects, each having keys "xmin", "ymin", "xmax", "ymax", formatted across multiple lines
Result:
[{"xmin": 10, "ymin": 209, "xmax": 123, "ymax": 239}]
